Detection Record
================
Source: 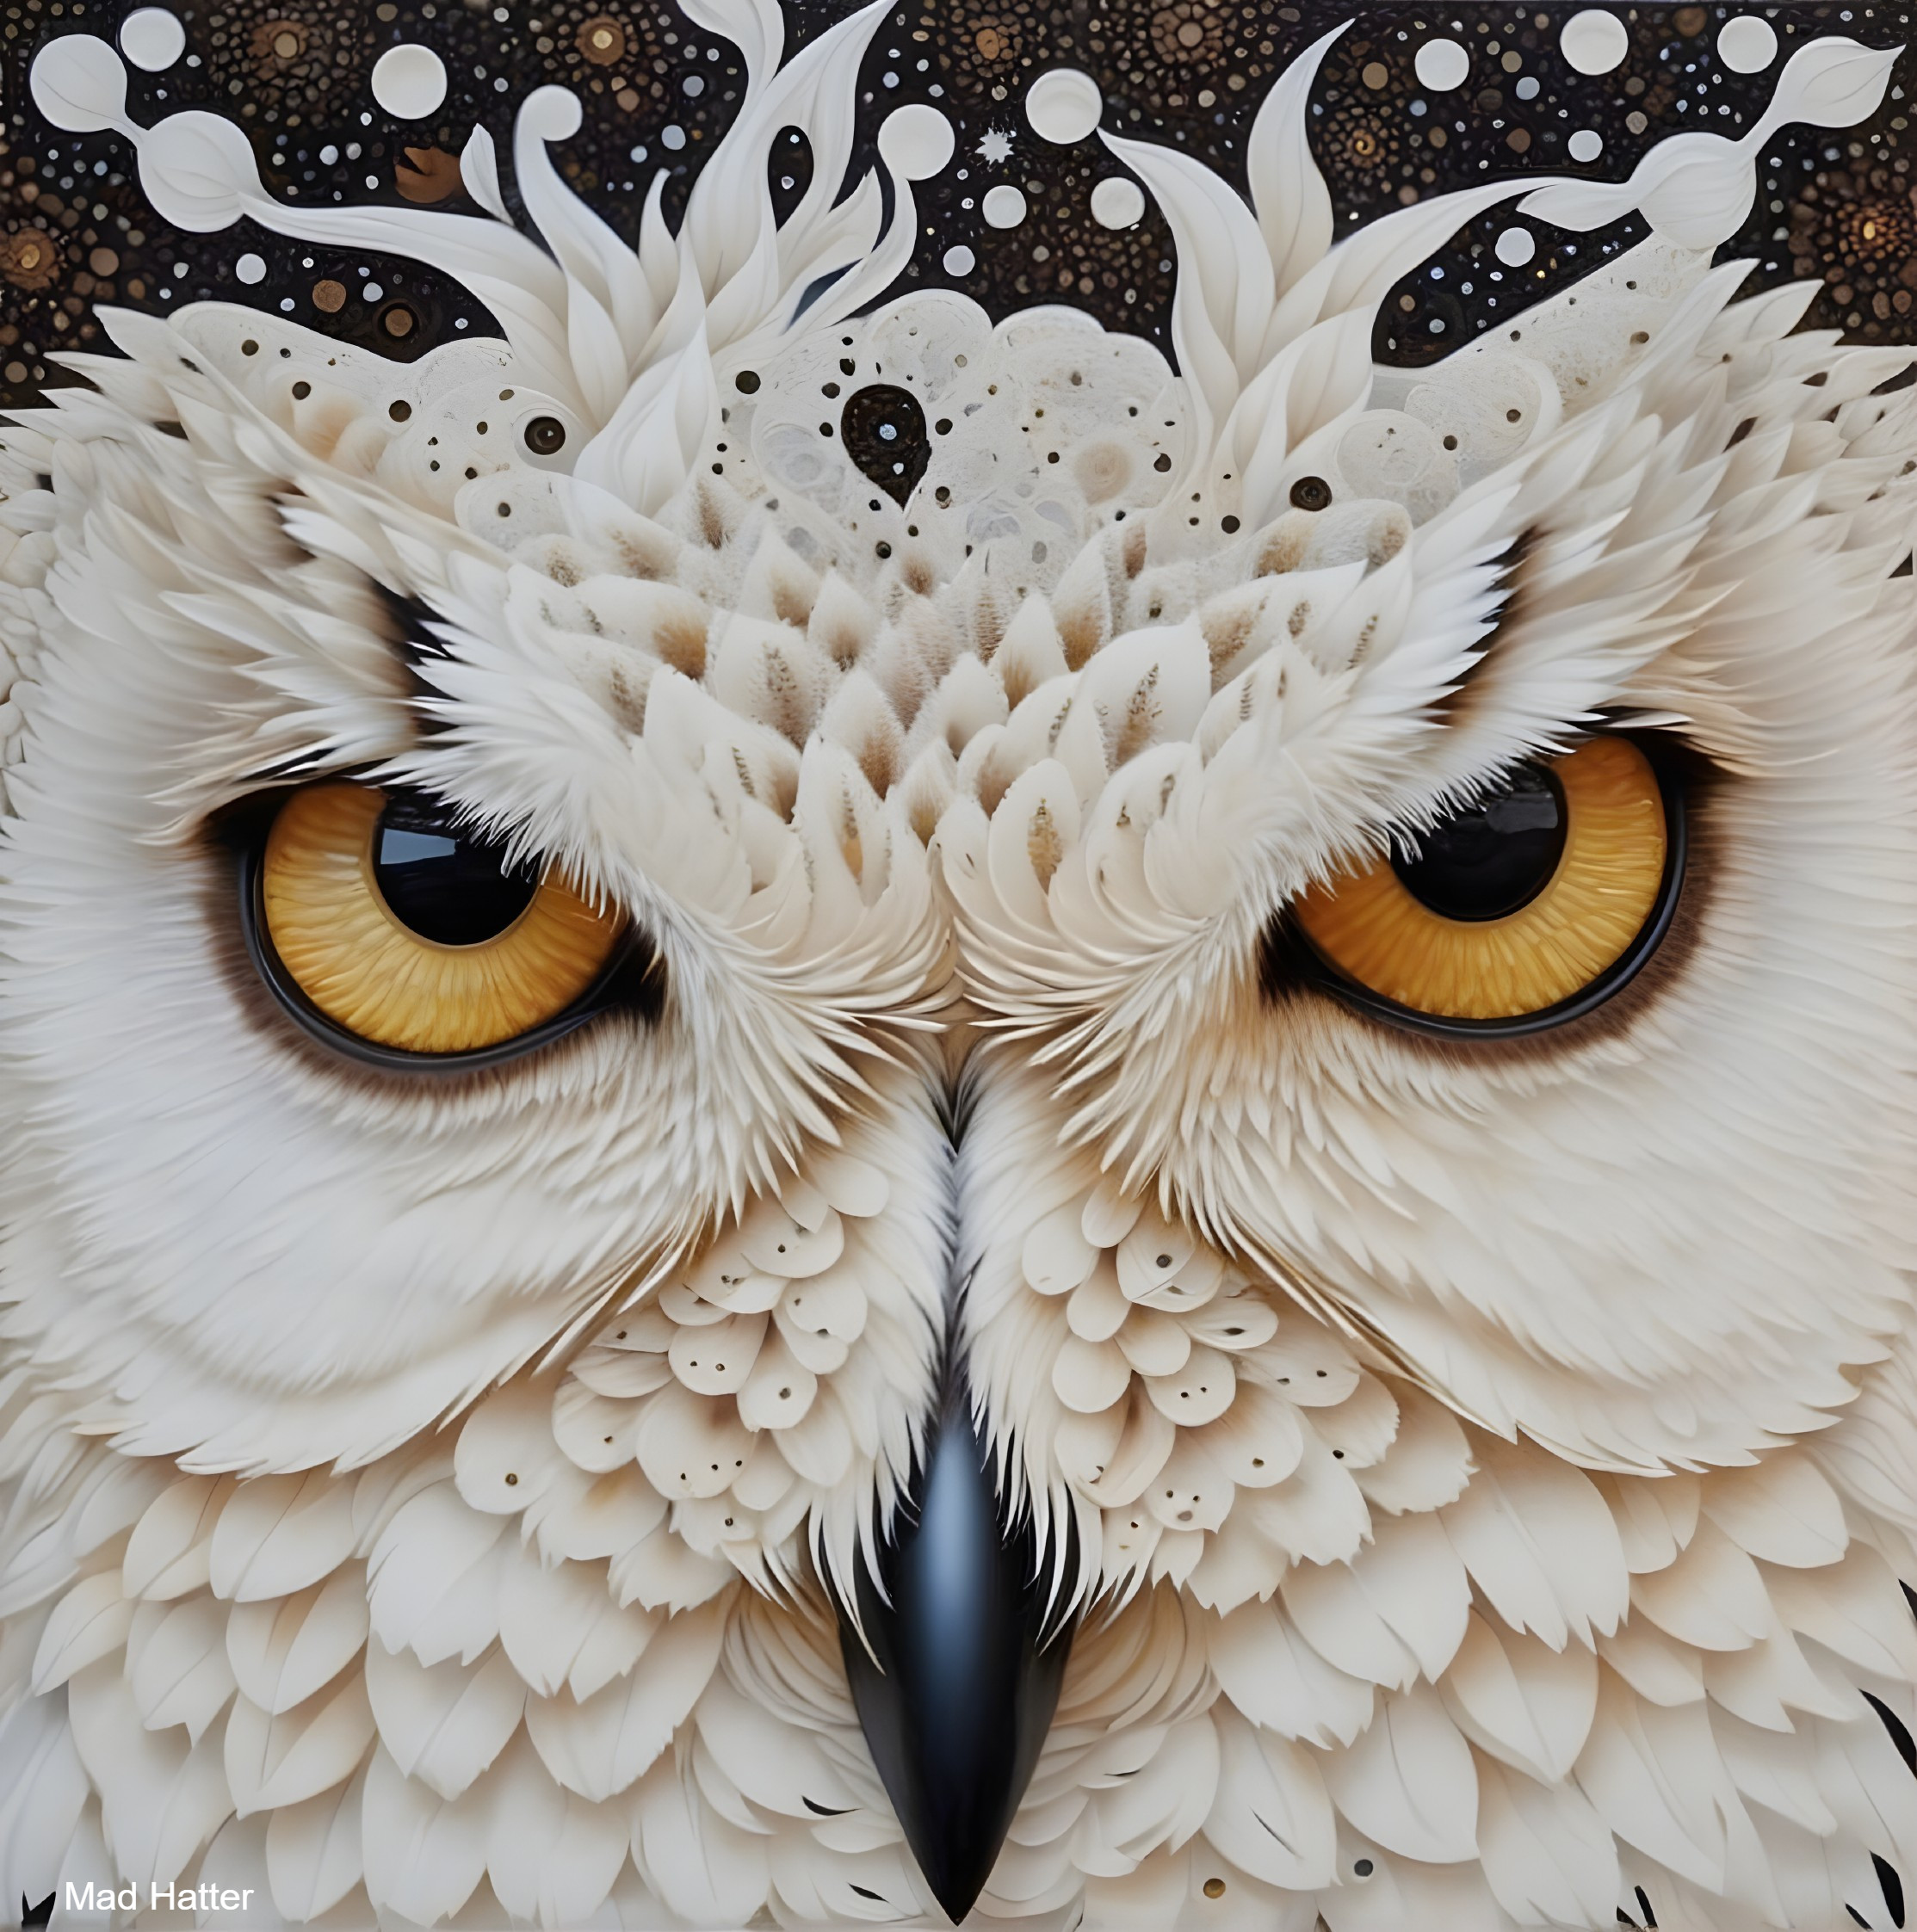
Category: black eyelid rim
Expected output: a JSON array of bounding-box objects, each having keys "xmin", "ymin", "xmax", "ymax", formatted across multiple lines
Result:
[
  {"xmin": 236, "ymin": 818, "xmax": 659, "ymax": 1075},
  {"xmin": 1282, "ymin": 734, "xmax": 1689, "ymax": 1041}
]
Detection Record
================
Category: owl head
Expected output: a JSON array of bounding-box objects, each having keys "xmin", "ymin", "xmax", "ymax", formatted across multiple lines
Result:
[{"xmin": 3, "ymin": 10, "xmax": 1916, "ymax": 1930}]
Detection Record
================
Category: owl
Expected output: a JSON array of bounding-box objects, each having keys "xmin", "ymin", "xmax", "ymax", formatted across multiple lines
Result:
[{"xmin": 2, "ymin": 5, "xmax": 1916, "ymax": 1929}]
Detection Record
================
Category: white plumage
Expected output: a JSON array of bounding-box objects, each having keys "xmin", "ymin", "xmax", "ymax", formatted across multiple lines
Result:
[{"xmin": 2, "ymin": 8, "xmax": 1915, "ymax": 1927}]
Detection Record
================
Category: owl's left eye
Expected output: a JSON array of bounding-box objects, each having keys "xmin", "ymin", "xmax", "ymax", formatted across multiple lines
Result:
[
  {"xmin": 1286, "ymin": 735, "xmax": 1683, "ymax": 1035},
  {"xmin": 242, "ymin": 782, "xmax": 628, "ymax": 1062}
]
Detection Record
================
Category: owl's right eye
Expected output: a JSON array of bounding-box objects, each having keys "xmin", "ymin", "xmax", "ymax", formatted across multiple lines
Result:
[{"xmin": 244, "ymin": 782, "xmax": 628, "ymax": 1060}]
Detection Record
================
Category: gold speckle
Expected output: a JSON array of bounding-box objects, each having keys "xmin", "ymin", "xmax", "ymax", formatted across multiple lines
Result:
[
  {"xmin": 1, "ymin": 229, "xmax": 61, "ymax": 293},
  {"xmin": 578, "ymin": 15, "xmax": 627, "ymax": 64},
  {"xmin": 1027, "ymin": 799, "xmax": 1063, "ymax": 890},
  {"xmin": 396, "ymin": 145, "xmax": 464, "ymax": 206}
]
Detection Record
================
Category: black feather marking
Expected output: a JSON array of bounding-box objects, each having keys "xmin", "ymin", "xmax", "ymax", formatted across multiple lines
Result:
[
  {"xmin": 1867, "ymin": 1687, "xmax": 1917, "ymax": 1778},
  {"xmin": 1874, "ymin": 1854, "xmax": 1906, "ymax": 1929}
]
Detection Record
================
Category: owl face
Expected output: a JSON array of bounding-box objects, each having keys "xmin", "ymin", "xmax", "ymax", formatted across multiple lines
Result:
[{"xmin": 5, "ymin": 13, "xmax": 1917, "ymax": 1932}]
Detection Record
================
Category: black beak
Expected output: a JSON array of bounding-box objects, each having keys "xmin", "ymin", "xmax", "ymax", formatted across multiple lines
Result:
[{"xmin": 836, "ymin": 1386, "xmax": 1073, "ymax": 1925}]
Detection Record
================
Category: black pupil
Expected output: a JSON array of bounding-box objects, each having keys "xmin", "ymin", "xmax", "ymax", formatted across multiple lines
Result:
[
  {"xmin": 372, "ymin": 798, "xmax": 538, "ymax": 946},
  {"xmin": 1391, "ymin": 764, "xmax": 1567, "ymax": 922}
]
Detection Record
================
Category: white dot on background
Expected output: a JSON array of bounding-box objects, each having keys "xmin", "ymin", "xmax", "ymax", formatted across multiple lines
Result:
[
  {"xmin": 1413, "ymin": 37, "xmax": 1469, "ymax": 92},
  {"xmin": 1090, "ymin": 176, "xmax": 1145, "ymax": 229},
  {"xmin": 661, "ymin": 124, "xmax": 686, "ymax": 151},
  {"xmin": 1025, "ymin": 68, "xmax": 1103, "ymax": 145},
  {"xmin": 1568, "ymin": 127, "xmax": 1603, "ymax": 164},
  {"xmin": 1560, "ymin": 9, "xmax": 1628, "ymax": 77},
  {"xmin": 982, "ymin": 183, "xmax": 1026, "ymax": 229},
  {"xmin": 370, "ymin": 43, "xmax": 447, "ymax": 118},
  {"xmin": 943, "ymin": 244, "xmax": 975, "ymax": 276},
  {"xmin": 878, "ymin": 103, "xmax": 955, "ymax": 181},
  {"xmin": 120, "ymin": 7, "xmax": 185, "ymax": 71},
  {"xmin": 1494, "ymin": 226, "xmax": 1537, "ymax": 267},
  {"xmin": 1718, "ymin": 15, "xmax": 1777, "ymax": 73},
  {"xmin": 234, "ymin": 251, "xmax": 266, "ymax": 284}
]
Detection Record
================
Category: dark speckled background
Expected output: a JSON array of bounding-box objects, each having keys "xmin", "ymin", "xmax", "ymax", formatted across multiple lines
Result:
[{"xmin": 0, "ymin": 3, "xmax": 1913, "ymax": 410}]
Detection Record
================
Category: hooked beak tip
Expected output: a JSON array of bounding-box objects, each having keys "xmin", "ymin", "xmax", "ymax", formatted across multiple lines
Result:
[{"xmin": 835, "ymin": 1392, "xmax": 1072, "ymax": 1924}]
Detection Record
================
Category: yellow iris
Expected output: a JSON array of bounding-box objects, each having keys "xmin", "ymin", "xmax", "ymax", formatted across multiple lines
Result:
[
  {"xmin": 262, "ymin": 784, "xmax": 622, "ymax": 1053},
  {"xmin": 1292, "ymin": 737, "xmax": 1668, "ymax": 1022}
]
